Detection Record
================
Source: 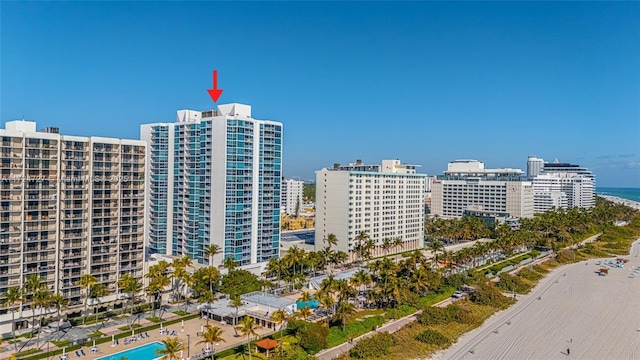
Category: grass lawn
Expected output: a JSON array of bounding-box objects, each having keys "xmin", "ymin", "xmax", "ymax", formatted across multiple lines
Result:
[{"xmin": 117, "ymin": 324, "xmax": 141, "ymax": 331}]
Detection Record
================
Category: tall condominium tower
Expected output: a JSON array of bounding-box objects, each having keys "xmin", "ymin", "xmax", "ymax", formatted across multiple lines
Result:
[
  {"xmin": 281, "ymin": 178, "xmax": 304, "ymax": 216},
  {"xmin": 527, "ymin": 155, "xmax": 545, "ymax": 179},
  {"xmin": 0, "ymin": 120, "xmax": 145, "ymax": 334},
  {"xmin": 431, "ymin": 160, "xmax": 534, "ymax": 219},
  {"xmin": 141, "ymin": 103, "xmax": 282, "ymax": 266},
  {"xmin": 315, "ymin": 159, "xmax": 426, "ymax": 259}
]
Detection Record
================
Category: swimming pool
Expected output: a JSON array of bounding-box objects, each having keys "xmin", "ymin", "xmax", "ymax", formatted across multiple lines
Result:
[
  {"xmin": 96, "ymin": 341, "xmax": 165, "ymax": 360},
  {"xmin": 296, "ymin": 299, "xmax": 319, "ymax": 309}
]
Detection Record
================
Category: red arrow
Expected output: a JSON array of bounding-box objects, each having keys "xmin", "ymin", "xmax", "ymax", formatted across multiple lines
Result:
[{"xmin": 207, "ymin": 70, "xmax": 223, "ymax": 103}]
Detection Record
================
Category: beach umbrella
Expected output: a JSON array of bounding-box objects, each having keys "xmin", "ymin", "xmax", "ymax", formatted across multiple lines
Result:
[
  {"xmin": 62, "ymin": 347, "xmax": 65, "ymax": 355},
  {"xmin": 160, "ymin": 322, "xmax": 163, "ymax": 330},
  {"xmin": 93, "ymin": 339, "xmax": 96, "ymax": 348},
  {"xmin": 201, "ymin": 325, "xmax": 204, "ymax": 333},
  {"xmin": 181, "ymin": 319, "xmax": 184, "ymax": 332},
  {"xmin": 131, "ymin": 329, "xmax": 134, "ymax": 337}
]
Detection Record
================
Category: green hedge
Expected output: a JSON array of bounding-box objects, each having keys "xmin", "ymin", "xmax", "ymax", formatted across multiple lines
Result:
[
  {"xmin": 416, "ymin": 329, "xmax": 450, "ymax": 346},
  {"xmin": 349, "ymin": 331, "xmax": 396, "ymax": 359}
]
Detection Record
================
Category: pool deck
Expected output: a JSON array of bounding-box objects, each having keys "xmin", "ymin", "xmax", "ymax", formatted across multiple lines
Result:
[{"xmin": 85, "ymin": 314, "xmax": 274, "ymax": 360}]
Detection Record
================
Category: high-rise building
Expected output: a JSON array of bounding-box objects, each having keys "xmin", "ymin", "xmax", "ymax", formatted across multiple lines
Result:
[
  {"xmin": 315, "ymin": 159, "xmax": 426, "ymax": 259},
  {"xmin": 531, "ymin": 159, "xmax": 595, "ymax": 212},
  {"xmin": 141, "ymin": 103, "xmax": 282, "ymax": 266},
  {"xmin": 527, "ymin": 155, "xmax": 545, "ymax": 179},
  {"xmin": 431, "ymin": 160, "xmax": 534, "ymax": 219},
  {"xmin": 0, "ymin": 120, "xmax": 145, "ymax": 333},
  {"xmin": 281, "ymin": 178, "xmax": 304, "ymax": 216}
]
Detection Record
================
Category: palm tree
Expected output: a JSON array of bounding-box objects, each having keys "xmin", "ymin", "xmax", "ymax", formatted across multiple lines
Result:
[
  {"xmin": 294, "ymin": 306, "xmax": 313, "ymax": 320},
  {"xmin": 270, "ymin": 309, "xmax": 288, "ymax": 355},
  {"xmin": 33, "ymin": 287, "xmax": 52, "ymax": 346},
  {"xmin": 24, "ymin": 274, "xmax": 44, "ymax": 335},
  {"xmin": 223, "ymin": 257, "xmax": 239, "ymax": 272},
  {"xmin": 393, "ymin": 236, "xmax": 404, "ymax": 261},
  {"xmin": 230, "ymin": 295, "xmax": 243, "ymax": 336},
  {"xmin": 146, "ymin": 262, "xmax": 170, "ymax": 318},
  {"xmin": 382, "ymin": 237, "xmax": 393, "ymax": 257},
  {"xmin": 323, "ymin": 233, "xmax": 338, "ymax": 249},
  {"xmin": 200, "ymin": 266, "xmax": 220, "ymax": 301},
  {"xmin": 297, "ymin": 291, "xmax": 312, "ymax": 304},
  {"xmin": 265, "ymin": 258, "xmax": 286, "ymax": 286},
  {"xmin": 428, "ymin": 240, "xmax": 445, "ymax": 270},
  {"xmin": 50, "ymin": 292, "xmax": 68, "ymax": 323},
  {"xmin": 196, "ymin": 325, "xmax": 225, "ymax": 351},
  {"xmin": 204, "ymin": 244, "xmax": 222, "ymax": 266},
  {"xmin": 2, "ymin": 287, "xmax": 23, "ymax": 352},
  {"xmin": 236, "ymin": 317, "xmax": 261, "ymax": 360},
  {"xmin": 155, "ymin": 337, "xmax": 185, "ymax": 360},
  {"xmin": 118, "ymin": 273, "xmax": 142, "ymax": 315},
  {"xmin": 77, "ymin": 274, "xmax": 97, "ymax": 325},
  {"xmin": 334, "ymin": 301, "xmax": 356, "ymax": 330},
  {"xmin": 89, "ymin": 283, "xmax": 109, "ymax": 324}
]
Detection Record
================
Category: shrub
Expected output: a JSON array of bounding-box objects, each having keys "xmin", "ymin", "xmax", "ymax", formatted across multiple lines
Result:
[
  {"xmin": 518, "ymin": 267, "xmax": 543, "ymax": 281},
  {"xmin": 496, "ymin": 273, "xmax": 533, "ymax": 294},
  {"xmin": 418, "ymin": 306, "xmax": 451, "ymax": 326},
  {"xmin": 349, "ymin": 331, "xmax": 396, "ymax": 359},
  {"xmin": 416, "ymin": 329, "xmax": 450, "ymax": 346},
  {"xmin": 387, "ymin": 304, "xmax": 417, "ymax": 320},
  {"xmin": 292, "ymin": 320, "xmax": 328, "ymax": 354},
  {"xmin": 470, "ymin": 282, "xmax": 514, "ymax": 309}
]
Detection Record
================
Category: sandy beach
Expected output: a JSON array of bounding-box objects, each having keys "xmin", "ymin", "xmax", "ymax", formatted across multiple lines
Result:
[
  {"xmin": 431, "ymin": 238, "xmax": 640, "ymax": 360},
  {"xmin": 599, "ymin": 195, "xmax": 640, "ymax": 211}
]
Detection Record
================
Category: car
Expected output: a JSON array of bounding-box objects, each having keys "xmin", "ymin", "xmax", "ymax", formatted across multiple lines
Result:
[{"xmin": 452, "ymin": 291, "xmax": 464, "ymax": 299}]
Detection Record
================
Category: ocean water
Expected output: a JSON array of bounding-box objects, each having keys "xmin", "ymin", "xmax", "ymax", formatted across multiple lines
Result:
[{"xmin": 597, "ymin": 187, "xmax": 640, "ymax": 202}]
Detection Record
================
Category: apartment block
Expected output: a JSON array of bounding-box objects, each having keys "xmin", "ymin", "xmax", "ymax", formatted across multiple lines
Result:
[
  {"xmin": 0, "ymin": 120, "xmax": 145, "ymax": 333},
  {"xmin": 141, "ymin": 103, "xmax": 282, "ymax": 266},
  {"xmin": 281, "ymin": 178, "xmax": 304, "ymax": 216},
  {"xmin": 531, "ymin": 159, "xmax": 595, "ymax": 212},
  {"xmin": 315, "ymin": 159, "xmax": 426, "ymax": 259},
  {"xmin": 431, "ymin": 160, "xmax": 534, "ymax": 219}
]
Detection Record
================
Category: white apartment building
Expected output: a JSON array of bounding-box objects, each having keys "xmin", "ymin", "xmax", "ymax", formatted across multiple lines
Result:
[
  {"xmin": 0, "ymin": 120, "xmax": 145, "ymax": 334},
  {"xmin": 530, "ymin": 159, "xmax": 596, "ymax": 213},
  {"xmin": 281, "ymin": 178, "xmax": 304, "ymax": 216},
  {"xmin": 527, "ymin": 155, "xmax": 545, "ymax": 179},
  {"xmin": 315, "ymin": 159, "xmax": 426, "ymax": 259},
  {"xmin": 431, "ymin": 160, "xmax": 534, "ymax": 219},
  {"xmin": 141, "ymin": 103, "xmax": 282, "ymax": 267}
]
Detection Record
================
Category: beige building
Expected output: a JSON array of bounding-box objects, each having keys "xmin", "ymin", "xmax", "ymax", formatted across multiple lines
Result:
[
  {"xmin": 431, "ymin": 160, "xmax": 533, "ymax": 219},
  {"xmin": 315, "ymin": 159, "xmax": 426, "ymax": 259},
  {"xmin": 0, "ymin": 120, "xmax": 145, "ymax": 334}
]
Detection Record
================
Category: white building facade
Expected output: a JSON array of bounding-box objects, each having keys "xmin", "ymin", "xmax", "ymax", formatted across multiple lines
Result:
[
  {"xmin": 281, "ymin": 178, "xmax": 304, "ymax": 216},
  {"xmin": 315, "ymin": 159, "xmax": 426, "ymax": 259},
  {"xmin": 430, "ymin": 160, "xmax": 534, "ymax": 219},
  {"xmin": 0, "ymin": 121, "xmax": 146, "ymax": 334},
  {"xmin": 532, "ymin": 160, "xmax": 595, "ymax": 213},
  {"xmin": 527, "ymin": 155, "xmax": 545, "ymax": 179},
  {"xmin": 141, "ymin": 103, "xmax": 282, "ymax": 266}
]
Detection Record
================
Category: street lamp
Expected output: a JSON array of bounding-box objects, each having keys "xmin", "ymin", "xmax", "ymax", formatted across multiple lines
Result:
[{"xmin": 187, "ymin": 334, "xmax": 190, "ymax": 358}]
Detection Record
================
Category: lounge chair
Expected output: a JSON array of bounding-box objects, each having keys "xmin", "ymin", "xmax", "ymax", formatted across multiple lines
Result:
[
  {"xmin": 80, "ymin": 349, "xmax": 86, "ymax": 356},
  {"xmin": 75, "ymin": 351, "xmax": 81, "ymax": 358},
  {"xmin": 145, "ymin": 331, "xmax": 150, "ymax": 338}
]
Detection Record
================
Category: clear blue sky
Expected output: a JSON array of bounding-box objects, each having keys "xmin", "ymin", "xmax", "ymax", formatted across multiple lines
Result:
[{"xmin": 2, "ymin": 2, "xmax": 639, "ymax": 187}]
